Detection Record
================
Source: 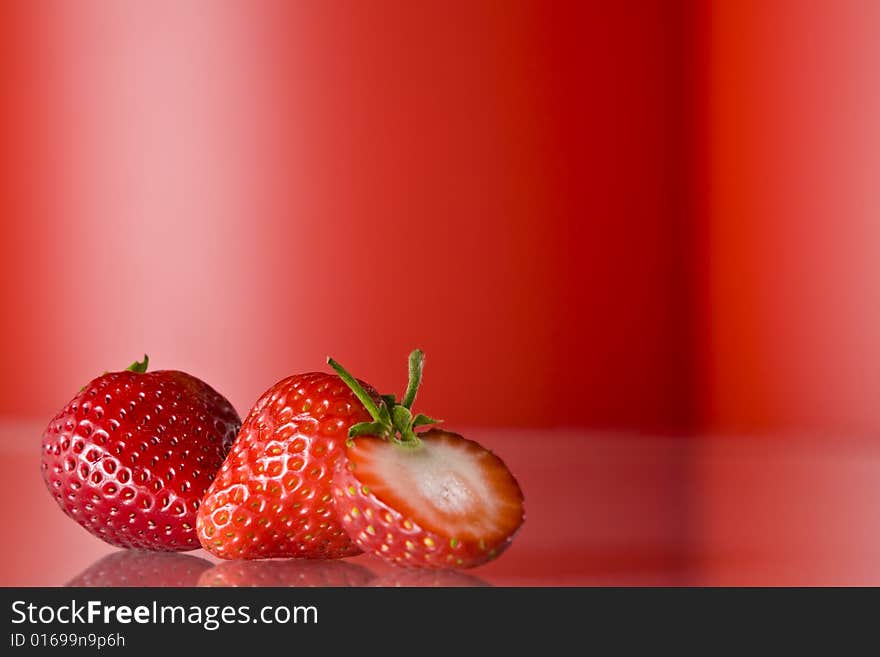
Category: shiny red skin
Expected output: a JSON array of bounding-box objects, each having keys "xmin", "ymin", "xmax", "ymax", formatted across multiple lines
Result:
[
  {"xmin": 66, "ymin": 550, "xmax": 213, "ymax": 587},
  {"xmin": 197, "ymin": 559, "xmax": 375, "ymax": 587},
  {"xmin": 40, "ymin": 369, "xmax": 240, "ymax": 551},
  {"xmin": 197, "ymin": 372, "xmax": 380, "ymax": 560}
]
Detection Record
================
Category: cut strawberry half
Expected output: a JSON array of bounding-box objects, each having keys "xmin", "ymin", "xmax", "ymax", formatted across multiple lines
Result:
[
  {"xmin": 349, "ymin": 429, "xmax": 523, "ymax": 544},
  {"xmin": 329, "ymin": 351, "xmax": 525, "ymax": 569}
]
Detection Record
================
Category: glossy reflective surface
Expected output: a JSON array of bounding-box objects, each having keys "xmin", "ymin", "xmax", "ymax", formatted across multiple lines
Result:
[{"xmin": 4, "ymin": 422, "xmax": 880, "ymax": 586}]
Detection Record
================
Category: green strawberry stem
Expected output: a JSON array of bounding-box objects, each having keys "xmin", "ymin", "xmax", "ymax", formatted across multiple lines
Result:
[
  {"xmin": 402, "ymin": 349, "xmax": 423, "ymax": 409},
  {"xmin": 127, "ymin": 354, "xmax": 149, "ymax": 373},
  {"xmin": 83, "ymin": 354, "xmax": 149, "ymax": 391},
  {"xmin": 327, "ymin": 350, "xmax": 441, "ymax": 446}
]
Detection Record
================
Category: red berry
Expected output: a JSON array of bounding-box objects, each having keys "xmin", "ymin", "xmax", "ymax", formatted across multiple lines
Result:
[
  {"xmin": 197, "ymin": 559, "xmax": 374, "ymax": 587},
  {"xmin": 66, "ymin": 550, "xmax": 213, "ymax": 587},
  {"xmin": 334, "ymin": 429, "xmax": 524, "ymax": 569},
  {"xmin": 197, "ymin": 372, "xmax": 381, "ymax": 559},
  {"xmin": 328, "ymin": 351, "xmax": 525, "ymax": 569},
  {"xmin": 40, "ymin": 356, "xmax": 240, "ymax": 551}
]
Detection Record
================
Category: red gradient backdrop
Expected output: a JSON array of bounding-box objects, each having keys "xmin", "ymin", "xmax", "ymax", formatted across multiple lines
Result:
[
  {"xmin": 695, "ymin": 0, "xmax": 880, "ymax": 436},
  {"xmin": 4, "ymin": 1, "xmax": 880, "ymax": 586},
  {"xmin": 0, "ymin": 0, "xmax": 690, "ymax": 431}
]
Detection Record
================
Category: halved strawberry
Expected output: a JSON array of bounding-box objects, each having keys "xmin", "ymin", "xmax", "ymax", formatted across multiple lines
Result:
[{"xmin": 329, "ymin": 351, "xmax": 525, "ymax": 569}]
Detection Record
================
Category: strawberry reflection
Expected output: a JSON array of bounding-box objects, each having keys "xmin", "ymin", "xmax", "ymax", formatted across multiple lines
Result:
[
  {"xmin": 198, "ymin": 559, "xmax": 375, "ymax": 587},
  {"xmin": 67, "ymin": 550, "xmax": 213, "ymax": 587},
  {"xmin": 371, "ymin": 569, "xmax": 490, "ymax": 587}
]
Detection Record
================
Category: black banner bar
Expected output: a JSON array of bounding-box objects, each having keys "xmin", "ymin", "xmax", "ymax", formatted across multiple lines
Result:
[{"xmin": 0, "ymin": 587, "xmax": 871, "ymax": 652}]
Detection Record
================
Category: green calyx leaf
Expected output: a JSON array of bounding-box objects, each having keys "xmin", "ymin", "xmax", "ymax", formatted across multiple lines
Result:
[
  {"xmin": 84, "ymin": 353, "xmax": 149, "ymax": 390},
  {"xmin": 392, "ymin": 405, "xmax": 412, "ymax": 430},
  {"xmin": 402, "ymin": 349, "xmax": 424, "ymax": 409},
  {"xmin": 328, "ymin": 357, "xmax": 394, "ymax": 440},
  {"xmin": 391, "ymin": 406, "xmax": 414, "ymax": 441},
  {"xmin": 126, "ymin": 354, "xmax": 149, "ymax": 373},
  {"xmin": 412, "ymin": 413, "xmax": 442, "ymax": 428},
  {"xmin": 328, "ymin": 357, "xmax": 386, "ymax": 423},
  {"xmin": 328, "ymin": 349, "xmax": 443, "ymax": 446},
  {"xmin": 348, "ymin": 421, "xmax": 387, "ymax": 438}
]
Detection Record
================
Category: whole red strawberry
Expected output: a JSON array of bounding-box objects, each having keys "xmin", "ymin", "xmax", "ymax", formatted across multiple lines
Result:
[
  {"xmin": 197, "ymin": 371, "xmax": 381, "ymax": 559},
  {"xmin": 329, "ymin": 351, "xmax": 525, "ymax": 569},
  {"xmin": 40, "ymin": 356, "xmax": 240, "ymax": 551}
]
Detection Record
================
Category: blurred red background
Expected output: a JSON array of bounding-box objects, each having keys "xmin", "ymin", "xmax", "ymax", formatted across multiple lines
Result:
[
  {"xmin": 693, "ymin": 0, "xmax": 880, "ymax": 437},
  {"xmin": 3, "ymin": 1, "xmax": 878, "ymax": 434},
  {"xmin": 3, "ymin": 1, "xmax": 880, "ymax": 586},
  {"xmin": 0, "ymin": 0, "xmax": 692, "ymax": 431}
]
